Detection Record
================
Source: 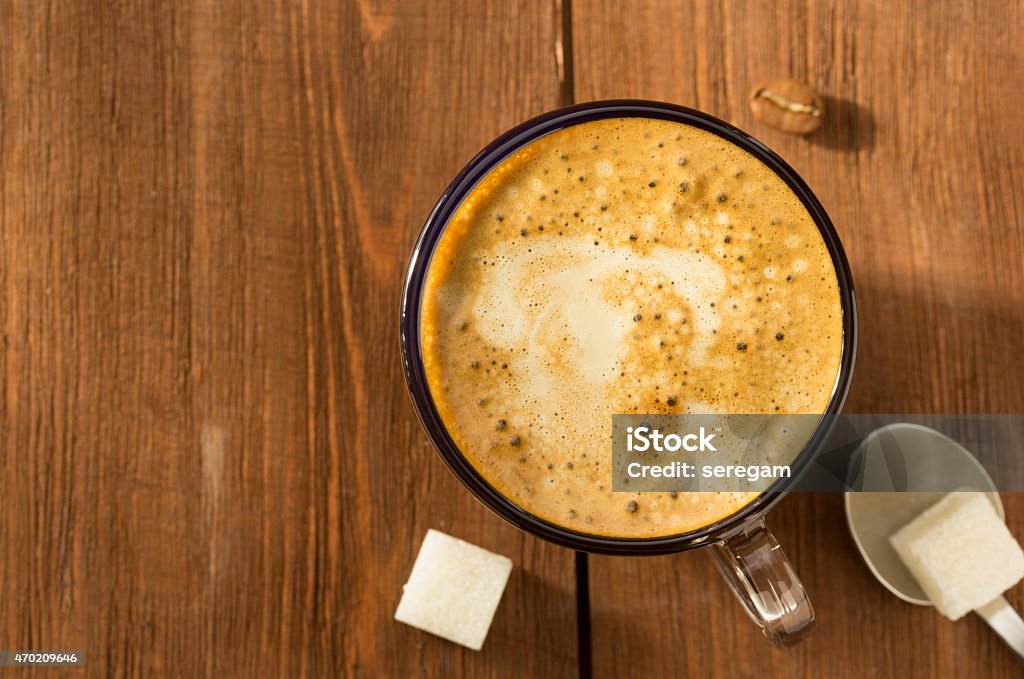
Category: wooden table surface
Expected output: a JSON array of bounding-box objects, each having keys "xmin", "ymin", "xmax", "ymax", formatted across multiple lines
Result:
[{"xmin": 2, "ymin": 1, "xmax": 1022, "ymax": 676}]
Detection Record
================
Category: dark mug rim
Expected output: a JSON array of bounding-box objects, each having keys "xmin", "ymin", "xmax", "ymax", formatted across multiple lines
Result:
[{"xmin": 400, "ymin": 100, "xmax": 857, "ymax": 555}]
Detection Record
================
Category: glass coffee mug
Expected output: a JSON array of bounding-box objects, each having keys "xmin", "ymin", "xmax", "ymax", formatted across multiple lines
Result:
[{"xmin": 400, "ymin": 101, "xmax": 857, "ymax": 647}]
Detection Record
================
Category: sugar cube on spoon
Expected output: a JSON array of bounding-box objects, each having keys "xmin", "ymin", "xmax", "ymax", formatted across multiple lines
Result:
[
  {"xmin": 890, "ymin": 493, "xmax": 1024, "ymax": 621},
  {"xmin": 394, "ymin": 529, "xmax": 513, "ymax": 650}
]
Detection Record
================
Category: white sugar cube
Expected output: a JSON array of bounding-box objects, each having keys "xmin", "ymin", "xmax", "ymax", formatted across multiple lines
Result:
[
  {"xmin": 395, "ymin": 529, "xmax": 513, "ymax": 650},
  {"xmin": 890, "ymin": 493, "xmax": 1024, "ymax": 620}
]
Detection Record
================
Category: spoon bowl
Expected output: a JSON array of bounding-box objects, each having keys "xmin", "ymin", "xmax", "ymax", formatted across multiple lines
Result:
[
  {"xmin": 844, "ymin": 423, "xmax": 1003, "ymax": 604},
  {"xmin": 843, "ymin": 423, "xmax": 1024, "ymax": 661}
]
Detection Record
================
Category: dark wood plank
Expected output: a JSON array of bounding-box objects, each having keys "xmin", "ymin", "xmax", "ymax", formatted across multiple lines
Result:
[
  {"xmin": 572, "ymin": 0, "xmax": 1024, "ymax": 675},
  {"xmin": 0, "ymin": 1, "xmax": 576, "ymax": 676}
]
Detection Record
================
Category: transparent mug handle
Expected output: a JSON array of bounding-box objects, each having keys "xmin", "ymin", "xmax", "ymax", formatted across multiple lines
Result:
[{"xmin": 708, "ymin": 516, "xmax": 815, "ymax": 647}]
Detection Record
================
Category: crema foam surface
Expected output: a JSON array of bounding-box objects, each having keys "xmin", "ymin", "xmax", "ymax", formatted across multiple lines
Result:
[{"xmin": 420, "ymin": 117, "xmax": 843, "ymax": 537}]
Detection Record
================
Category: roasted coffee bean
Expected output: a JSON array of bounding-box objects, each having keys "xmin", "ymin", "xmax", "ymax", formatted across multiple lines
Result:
[{"xmin": 750, "ymin": 79, "xmax": 825, "ymax": 135}]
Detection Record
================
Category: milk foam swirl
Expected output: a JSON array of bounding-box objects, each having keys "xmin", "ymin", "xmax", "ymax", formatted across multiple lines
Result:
[{"xmin": 472, "ymin": 236, "xmax": 724, "ymax": 391}]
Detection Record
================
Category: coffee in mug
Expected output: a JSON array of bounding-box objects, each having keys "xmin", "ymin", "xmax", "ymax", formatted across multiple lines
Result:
[{"xmin": 419, "ymin": 116, "xmax": 843, "ymax": 538}]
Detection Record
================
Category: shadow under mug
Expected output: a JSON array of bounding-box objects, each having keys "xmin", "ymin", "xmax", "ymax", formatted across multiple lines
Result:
[{"xmin": 400, "ymin": 100, "xmax": 858, "ymax": 647}]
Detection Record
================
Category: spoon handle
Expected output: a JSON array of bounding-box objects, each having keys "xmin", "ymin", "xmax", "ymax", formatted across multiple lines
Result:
[{"xmin": 975, "ymin": 596, "xmax": 1024, "ymax": 662}]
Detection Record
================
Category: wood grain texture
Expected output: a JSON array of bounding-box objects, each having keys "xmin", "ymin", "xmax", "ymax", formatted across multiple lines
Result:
[
  {"xmin": 0, "ymin": 1, "xmax": 576, "ymax": 677},
  {"xmin": 573, "ymin": 0, "xmax": 1024, "ymax": 676},
  {"xmin": 4, "ymin": 0, "xmax": 1024, "ymax": 676}
]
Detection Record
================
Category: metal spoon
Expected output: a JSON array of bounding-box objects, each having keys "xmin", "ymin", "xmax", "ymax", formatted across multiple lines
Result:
[{"xmin": 844, "ymin": 423, "xmax": 1024, "ymax": 661}]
